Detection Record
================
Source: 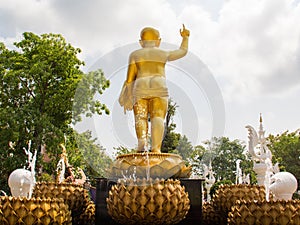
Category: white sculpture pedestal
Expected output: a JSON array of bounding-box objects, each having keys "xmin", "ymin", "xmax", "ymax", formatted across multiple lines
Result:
[{"xmin": 253, "ymin": 162, "xmax": 267, "ymax": 186}]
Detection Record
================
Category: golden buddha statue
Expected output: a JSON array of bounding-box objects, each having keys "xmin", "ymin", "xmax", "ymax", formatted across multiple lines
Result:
[{"xmin": 119, "ymin": 25, "xmax": 190, "ymax": 153}]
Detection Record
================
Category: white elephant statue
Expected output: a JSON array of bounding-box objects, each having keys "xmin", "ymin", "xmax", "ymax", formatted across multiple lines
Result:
[
  {"xmin": 269, "ymin": 172, "xmax": 298, "ymax": 201},
  {"xmin": 8, "ymin": 168, "xmax": 33, "ymax": 197}
]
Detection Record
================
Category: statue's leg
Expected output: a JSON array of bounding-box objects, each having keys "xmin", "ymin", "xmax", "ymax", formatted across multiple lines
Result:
[
  {"xmin": 150, "ymin": 97, "xmax": 168, "ymax": 153},
  {"xmin": 133, "ymin": 99, "xmax": 149, "ymax": 152}
]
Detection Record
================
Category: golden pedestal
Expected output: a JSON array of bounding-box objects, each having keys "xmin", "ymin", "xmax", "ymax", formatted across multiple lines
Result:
[
  {"xmin": 109, "ymin": 153, "xmax": 191, "ymax": 179},
  {"xmin": 0, "ymin": 196, "xmax": 72, "ymax": 225},
  {"xmin": 107, "ymin": 178, "xmax": 190, "ymax": 225}
]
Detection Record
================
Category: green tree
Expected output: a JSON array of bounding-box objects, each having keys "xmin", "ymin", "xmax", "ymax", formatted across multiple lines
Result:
[
  {"xmin": 205, "ymin": 137, "xmax": 253, "ymax": 183},
  {"xmin": 267, "ymin": 130, "xmax": 300, "ymax": 184},
  {"xmin": 187, "ymin": 144, "xmax": 206, "ymax": 177},
  {"xmin": 113, "ymin": 146, "xmax": 135, "ymax": 157},
  {"xmin": 160, "ymin": 99, "xmax": 195, "ymax": 161},
  {"xmin": 176, "ymin": 135, "xmax": 194, "ymax": 160},
  {"xmin": 161, "ymin": 99, "xmax": 181, "ymax": 153},
  {"xmin": 73, "ymin": 69, "xmax": 110, "ymax": 121},
  {"xmin": 39, "ymin": 129, "xmax": 112, "ymax": 186},
  {"xmin": 70, "ymin": 130, "xmax": 112, "ymax": 184},
  {"xmin": 0, "ymin": 32, "xmax": 110, "ymax": 192}
]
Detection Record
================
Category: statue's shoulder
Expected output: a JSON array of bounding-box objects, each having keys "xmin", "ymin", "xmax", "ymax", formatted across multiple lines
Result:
[
  {"xmin": 130, "ymin": 48, "xmax": 143, "ymax": 57},
  {"xmin": 130, "ymin": 48, "xmax": 167, "ymax": 60}
]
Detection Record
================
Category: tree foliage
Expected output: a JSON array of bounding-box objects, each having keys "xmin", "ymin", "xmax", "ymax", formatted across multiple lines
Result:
[
  {"xmin": 160, "ymin": 99, "xmax": 202, "ymax": 163},
  {"xmin": 161, "ymin": 99, "xmax": 181, "ymax": 153},
  {"xmin": 204, "ymin": 137, "xmax": 253, "ymax": 183},
  {"xmin": 176, "ymin": 135, "xmax": 194, "ymax": 160},
  {"xmin": 69, "ymin": 130, "xmax": 112, "ymax": 183},
  {"xmin": 113, "ymin": 146, "xmax": 135, "ymax": 157},
  {"xmin": 73, "ymin": 69, "xmax": 110, "ymax": 121},
  {"xmin": 267, "ymin": 130, "xmax": 300, "ymax": 183},
  {"xmin": 0, "ymin": 32, "xmax": 110, "ymax": 192},
  {"xmin": 187, "ymin": 144, "xmax": 206, "ymax": 177}
]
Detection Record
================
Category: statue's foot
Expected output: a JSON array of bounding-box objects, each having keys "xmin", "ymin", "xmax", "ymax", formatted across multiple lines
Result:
[
  {"xmin": 137, "ymin": 146, "xmax": 148, "ymax": 153},
  {"xmin": 151, "ymin": 149, "xmax": 161, "ymax": 153}
]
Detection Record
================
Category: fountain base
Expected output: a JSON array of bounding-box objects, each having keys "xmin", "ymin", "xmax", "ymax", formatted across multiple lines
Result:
[
  {"xmin": 0, "ymin": 196, "xmax": 72, "ymax": 225},
  {"xmin": 95, "ymin": 178, "xmax": 204, "ymax": 225},
  {"xmin": 109, "ymin": 153, "xmax": 191, "ymax": 179}
]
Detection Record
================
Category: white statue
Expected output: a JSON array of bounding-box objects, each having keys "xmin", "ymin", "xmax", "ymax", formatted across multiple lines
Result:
[
  {"xmin": 203, "ymin": 161, "xmax": 215, "ymax": 202},
  {"xmin": 264, "ymin": 157, "xmax": 273, "ymax": 201},
  {"xmin": 8, "ymin": 140, "xmax": 37, "ymax": 198},
  {"xmin": 242, "ymin": 174, "xmax": 250, "ymax": 184},
  {"xmin": 245, "ymin": 115, "xmax": 272, "ymax": 163},
  {"xmin": 246, "ymin": 115, "xmax": 297, "ymax": 201},
  {"xmin": 269, "ymin": 172, "xmax": 298, "ymax": 201},
  {"xmin": 246, "ymin": 114, "xmax": 277, "ymax": 187},
  {"xmin": 236, "ymin": 159, "xmax": 243, "ymax": 184},
  {"xmin": 8, "ymin": 168, "xmax": 32, "ymax": 197}
]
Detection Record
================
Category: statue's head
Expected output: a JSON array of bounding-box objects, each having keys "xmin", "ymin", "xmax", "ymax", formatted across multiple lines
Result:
[{"xmin": 140, "ymin": 27, "xmax": 161, "ymax": 47}]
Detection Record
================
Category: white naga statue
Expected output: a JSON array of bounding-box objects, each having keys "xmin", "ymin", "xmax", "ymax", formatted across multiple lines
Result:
[
  {"xmin": 246, "ymin": 115, "xmax": 279, "ymax": 186},
  {"xmin": 246, "ymin": 115, "xmax": 273, "ymax": 163},
  {"xmin": 246, "ymin": 115, "xmax": 297, "ymax": 200}
]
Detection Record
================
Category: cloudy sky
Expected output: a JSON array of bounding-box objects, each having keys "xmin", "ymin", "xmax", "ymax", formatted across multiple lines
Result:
[{"xmin": 1, "ymin": 0, "xmax": 300, "ymax": 154}]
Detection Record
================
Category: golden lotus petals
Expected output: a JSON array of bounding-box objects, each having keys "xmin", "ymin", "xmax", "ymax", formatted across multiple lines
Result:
[
  {"xmin": 32, "ymin": 182, "xmax": 94, "ymax": 225},
  {"xmin": 109, "ymin": 153, "xmax": 191, "ymax": 179},
  {"xmin": 107, "ymin": 178, "xmax": 190, "ymax": 225},
  {"xmin": 228, "ymin": 199, "xmax": 300, "ymax": 225},
  {"xmin": 0, "ymin": 196, "xmax": 72, "ymax": 225}
]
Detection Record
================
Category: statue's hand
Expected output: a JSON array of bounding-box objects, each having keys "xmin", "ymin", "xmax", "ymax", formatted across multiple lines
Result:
[
  {"xmin": 180, "ymin": 24, "xmax": 190, "ymax": 37},
  {"xmin": 119, "ymin": 82, "xmax": 134, "ymax": 113}
]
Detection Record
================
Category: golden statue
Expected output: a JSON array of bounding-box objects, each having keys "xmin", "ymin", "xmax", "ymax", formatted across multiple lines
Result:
[{"xmin": 119, "ymin": 25, "xmax": 190, "ymax": 153}]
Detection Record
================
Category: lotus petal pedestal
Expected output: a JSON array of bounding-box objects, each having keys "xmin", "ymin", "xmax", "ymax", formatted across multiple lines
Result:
[
  {"xmin": 228, "ymin": 200, "xmax": 300, "ymax": 225},
  {"xmin": 109, "ymin": 153, "xmax": 191, "ymax": 179},
  {"xmin": 107, "ymin": 178, "xmax": 190, "ymax": 225},
  {"xmin": 0, "ymin": 196, "xmax": 72, "ymax": 225},
  {"xmin": 33, "ymin": 182, "xmax": 93, "ymax": 224}
]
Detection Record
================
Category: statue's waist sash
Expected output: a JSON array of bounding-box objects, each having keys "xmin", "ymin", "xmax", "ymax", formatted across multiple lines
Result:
[{"xmin": 134, "ymin": 87, "xmax": 169, "ymax": 100}]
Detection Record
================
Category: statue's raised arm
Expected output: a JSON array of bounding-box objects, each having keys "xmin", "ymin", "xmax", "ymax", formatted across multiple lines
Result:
[{"xmin": 167, "ymin": 24, "xmax": 190, "ymax": 61}]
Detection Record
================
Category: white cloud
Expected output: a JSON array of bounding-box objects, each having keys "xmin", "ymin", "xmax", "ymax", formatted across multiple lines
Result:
[
  {"xmin": 45, "ymin": 0, "xmax": 181, "ymax": 59},
  {"xmin": 206, "ymin": 0, "xmax": 300, "ymax": 99},
  {"xmin": 165, "ymin": 0, "xmax": 299, "ymax": 103},
  {"xmin": 1, "ymin": 0, "xmax": 300, "ymax": 145},
  {"xmin": 1, "ymin": 0, "xmax": 299, "ymax": 96},
  {"xmin": 0, "ymin": 0, "xmax": 58, "ymax": 34}
]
